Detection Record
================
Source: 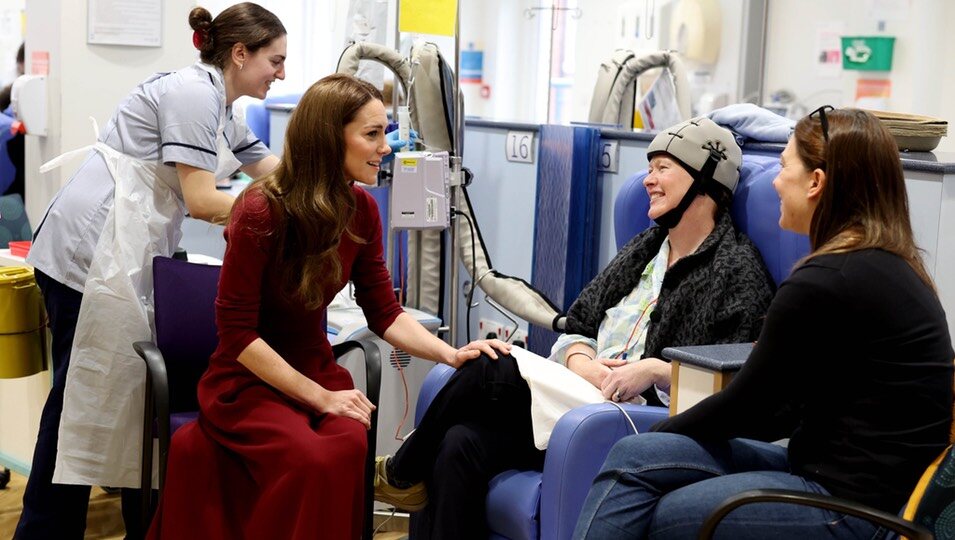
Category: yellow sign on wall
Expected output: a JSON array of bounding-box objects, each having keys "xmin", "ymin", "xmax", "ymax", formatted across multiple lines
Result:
[{"xmin": 399, "ymin": 0, "xmax": 458, "ymax": 37}]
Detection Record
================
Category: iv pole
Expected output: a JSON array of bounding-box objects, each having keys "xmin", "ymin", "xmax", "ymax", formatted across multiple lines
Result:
[
  {"xmin": 447, "ymin": 0, "xmax": 463, "ymax": 346},
  {"xmin": 389, "ymin": 0, "xmax": 462, "ymax": 346}
]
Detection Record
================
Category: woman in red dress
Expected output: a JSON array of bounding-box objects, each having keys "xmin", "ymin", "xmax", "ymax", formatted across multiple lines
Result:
[{"xmin": 147, "ymin": 73, "xmax": 509, "ymax": 539}]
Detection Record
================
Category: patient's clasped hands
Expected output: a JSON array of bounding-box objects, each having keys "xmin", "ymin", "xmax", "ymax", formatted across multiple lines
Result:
[{"xmin": 600, "ymin": 357, "xmax": 670, "ymax": 403}]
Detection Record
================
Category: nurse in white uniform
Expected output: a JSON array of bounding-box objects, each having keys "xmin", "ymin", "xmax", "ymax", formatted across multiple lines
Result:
[{"xmin": 16, "ymin": 4, "xmax": 286, "ymax": 538}]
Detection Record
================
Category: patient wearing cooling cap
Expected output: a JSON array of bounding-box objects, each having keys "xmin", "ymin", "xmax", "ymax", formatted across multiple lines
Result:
[{"xmin": 371, "ymin": 117, "xmax": 775, "ymax": 540}]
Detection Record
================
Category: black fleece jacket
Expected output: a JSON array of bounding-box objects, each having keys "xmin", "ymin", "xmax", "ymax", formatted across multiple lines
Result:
[{"xmin": 564, "ymin": 211, "xmax": 776, "ymax": 404}]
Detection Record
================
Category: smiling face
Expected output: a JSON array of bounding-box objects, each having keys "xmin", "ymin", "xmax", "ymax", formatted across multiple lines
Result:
[
  {"xmin": 774, "ymin": 138, "xmax": 822, "ymax": 235},
  {"xmin": 342, "ymin": 99, "xmax": 391, "ymax": 186},
  {"xmin": 643, "ymin": 155, "xmax": 695, "ymax": 220},
  {"xmin": 233, "ymin": 34, "xmax": 287, "ymax": 100}
]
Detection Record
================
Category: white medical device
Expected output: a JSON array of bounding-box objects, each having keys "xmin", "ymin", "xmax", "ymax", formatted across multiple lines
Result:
[
  {"xmin": 327, "ymin": 290, "xmax": 440, "ymax": 458},
  {"xmin": 390, "ymin": 151, "xmax": 451, "ymax": 231}
]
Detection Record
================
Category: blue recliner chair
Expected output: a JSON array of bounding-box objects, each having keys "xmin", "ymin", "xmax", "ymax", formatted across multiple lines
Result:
[{"xmin": 412, "ymin": 153, "xmax": 810, "ymax": 539}]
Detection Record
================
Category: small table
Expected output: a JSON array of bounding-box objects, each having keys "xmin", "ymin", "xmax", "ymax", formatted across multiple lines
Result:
[{"xmin": 662, "ymin": 343, "xmax": 754, "ymax": 416}]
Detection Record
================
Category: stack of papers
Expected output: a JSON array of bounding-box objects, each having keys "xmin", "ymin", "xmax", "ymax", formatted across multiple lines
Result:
[{"xmin": 865, "ymin": 109, "xmax": 948, "ymax": 152}]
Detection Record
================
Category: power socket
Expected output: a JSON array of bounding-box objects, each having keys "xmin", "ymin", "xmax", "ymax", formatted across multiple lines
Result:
[{"xmin": 479, "ymin": 318, "xmax": 503, "ymax": 340}]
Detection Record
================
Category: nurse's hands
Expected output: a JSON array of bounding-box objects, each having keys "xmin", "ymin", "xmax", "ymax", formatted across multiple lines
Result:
[
  {"xmin": 600, "ymin": 358, "xmax": 670, "ymax": 403},
  {"xmin": 445, "ymin": 339, "xmax": 512, "ymax": 369},
  {"xmin": 316, "ymin": 388, "xmax": 376, "ymax": 429},
  {"xmin": 383, "ymin": 128, "xmax": 419, "ymax": 164}
]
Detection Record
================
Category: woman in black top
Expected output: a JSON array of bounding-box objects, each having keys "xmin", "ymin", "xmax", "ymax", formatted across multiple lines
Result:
[{"xmin": 573, "ymin": 108, "xmax": 954, "ymax": 540}]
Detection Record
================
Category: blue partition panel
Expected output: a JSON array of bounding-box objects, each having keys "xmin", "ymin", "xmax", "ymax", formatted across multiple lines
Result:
[{"xmin": 529, "ymin": 125, "xmax": 602, "ymax": 356}]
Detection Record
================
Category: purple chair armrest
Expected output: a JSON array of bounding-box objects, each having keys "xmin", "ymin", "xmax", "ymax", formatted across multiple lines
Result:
[{"xmin": 540, "ymin": 403, "xmax": 669, "ymax": 540}]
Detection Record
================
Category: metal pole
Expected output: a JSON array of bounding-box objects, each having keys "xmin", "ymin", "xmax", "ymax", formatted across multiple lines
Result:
[
  {"xmin": 385, "ymin": 0, "xmax": 401, "ymax": 285},
  {"xmin": 447, "ymin": 0, "xmax": 463, "ymax": 346}
]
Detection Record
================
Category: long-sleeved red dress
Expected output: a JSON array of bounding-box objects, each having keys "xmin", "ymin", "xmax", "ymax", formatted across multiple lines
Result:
[{"xmin": 147, "ymin": 185, "xmax": 403, "ymax": 539}]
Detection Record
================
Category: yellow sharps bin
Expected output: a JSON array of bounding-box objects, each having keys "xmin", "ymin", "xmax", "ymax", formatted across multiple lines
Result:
[{"xmin": 0, "ymin": 266, "xmax": 47, "ymax": 378}]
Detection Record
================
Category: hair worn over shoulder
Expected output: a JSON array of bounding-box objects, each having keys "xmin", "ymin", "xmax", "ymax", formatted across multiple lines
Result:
[
  {"xmin": 240, "ymin": 74, "xmax": 383, "ymax": 310},
  {"xmin": 793, "ymin": 107, "xmax": 934, "ymax": 290},
  {"xmin": 189, "ymin": 3, "xmax": 285, "ymax": 68}
]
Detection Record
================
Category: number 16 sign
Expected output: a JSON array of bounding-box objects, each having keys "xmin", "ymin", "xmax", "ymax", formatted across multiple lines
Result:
[{"xmin": 505, "ymin": 131, "xmax": 535, "ymax": 164}]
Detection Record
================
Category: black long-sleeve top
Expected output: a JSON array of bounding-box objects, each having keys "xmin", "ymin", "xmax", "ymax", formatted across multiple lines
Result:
[{"xmin": 654, "ymin": 249, "xmax": 954, "ymax": 513}]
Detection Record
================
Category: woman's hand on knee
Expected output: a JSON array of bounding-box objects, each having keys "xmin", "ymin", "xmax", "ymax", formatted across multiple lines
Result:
[
  {"xmin": 315, "ymin": 388, "xmax": 376, "ymax": 429},
  {"xmin": 445, "ymin": 339, "xmax": 511, "ymax": 368}
]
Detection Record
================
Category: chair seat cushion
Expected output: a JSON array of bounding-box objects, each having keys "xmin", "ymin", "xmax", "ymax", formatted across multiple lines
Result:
[
  {"xmin": 486, "ymin": 469, "xmax": 542, "ymax": 540},
  {"xmin": 170, "ymin": 412, "xmax": 198, "ymax": 434}
]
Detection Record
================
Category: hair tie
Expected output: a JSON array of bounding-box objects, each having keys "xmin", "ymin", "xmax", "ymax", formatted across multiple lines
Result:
[{"xmin": 192, "ymin": 30, "xmax": 206, "ymax": 49}]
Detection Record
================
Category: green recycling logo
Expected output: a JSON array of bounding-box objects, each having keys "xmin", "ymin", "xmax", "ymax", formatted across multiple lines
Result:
[{"xmin": 845, "ymin": 40, "xmax": 872, "ymax": 64}]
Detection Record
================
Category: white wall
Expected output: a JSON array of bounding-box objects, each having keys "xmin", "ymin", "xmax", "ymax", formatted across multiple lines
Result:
[
  {"xmin": 763, "ymin": 0, "xmax": 955, "ymax": 152},
  {"xmin": 569, "ymin": 0, "xmax": 749, "ymax": 123},
  {"xmin": 458, "ymin": 0, "xmax": 544, "ymax": 122},
  {"xmin": 0, "ymin": 4, "xmax": 23, "ymax": 86},
  {"xmin": 26, "ymin": 0, "xmax": 955, "ymax": 227},
  {"xmin": 24, "ymin": 0, "xmax": 195, "ymax": 222}
]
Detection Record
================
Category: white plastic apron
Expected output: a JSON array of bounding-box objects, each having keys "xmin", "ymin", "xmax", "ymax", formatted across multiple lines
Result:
[{"xmin": 49, "ymin": 103, "xmax": 239, "ymax": 487}]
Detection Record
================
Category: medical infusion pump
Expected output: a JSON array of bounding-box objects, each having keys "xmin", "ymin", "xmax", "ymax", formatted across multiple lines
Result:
[{"xmin": 390, "ymin": 151, "xmax": 451, "ymax": 230}]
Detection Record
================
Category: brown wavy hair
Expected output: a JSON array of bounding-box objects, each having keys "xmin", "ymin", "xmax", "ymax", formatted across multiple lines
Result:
[
  {"xmin": 792, "ymin": 108, "xmax": 934, "ymax": 290},
  {"xmin": 246, "ymin": 74, "xmax": 383, "ymax": 309},
  {"xmin": 189, "ymin": 3, "xmax": 285, "ymax": 68}
]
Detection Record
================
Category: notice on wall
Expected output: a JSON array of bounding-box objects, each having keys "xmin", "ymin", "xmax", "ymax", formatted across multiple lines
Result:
[
  {"xmin": 855, "ymin": 78, "xmax": 891, "ymax": 110},
  {"xmin": 88, "ymin": 0, "xmax": 162, "ymax": 47},
  {"xmin": 399, "ymin": 0, "xmax": 457, "ymax": 37},
  {"xmin": 815, "ymin": 22, "xmax": 844, "ymax": 78}
]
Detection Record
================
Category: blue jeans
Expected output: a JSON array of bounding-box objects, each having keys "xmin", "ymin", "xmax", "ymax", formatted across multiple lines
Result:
[{"xmin": 573, "ymin": 432, "xmax": 884, "ymax": 540}]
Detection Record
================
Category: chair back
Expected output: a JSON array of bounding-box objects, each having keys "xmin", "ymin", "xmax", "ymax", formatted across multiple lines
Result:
[
  {"xmin": 613, "ymin": 153, "xmax": 811, "ymax": 286},
  {"xmin": 152, "ymin": 256, "xmax": 221, "ymax": 413},
  {"xmin": 244, "ymin": 102, "xmax": 270, "ymax": 147},
  {"xmin": 245, "ymin": 93, "xmax": 304, "ymax": 150},
  {"xmin": 0, "ymin": 193, "xmax": 31, "ymax": 248}
]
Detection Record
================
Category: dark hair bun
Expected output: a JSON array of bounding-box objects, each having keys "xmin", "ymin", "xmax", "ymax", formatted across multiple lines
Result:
[{"xmin": 188, "ymin": 6, "xmax": 212, "ymax": 31}]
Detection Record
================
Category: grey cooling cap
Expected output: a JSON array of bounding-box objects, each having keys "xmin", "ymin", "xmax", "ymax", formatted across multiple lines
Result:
[{"xmin": 646, "ymin": 117, "xmax": 743, "ymax": 194}]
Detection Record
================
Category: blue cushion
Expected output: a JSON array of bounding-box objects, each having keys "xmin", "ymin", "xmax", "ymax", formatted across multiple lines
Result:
[
  {"xmin": 414, "ymin": 363, "xmax": 456, "ymax": 425},
  {"xmin": 244, "ymin": 93, "xmax": 304, "ymax": 150},
  {"xmin": 486, "ymin": 470, "xmax": 542, "ymax": 540},
  {"xmin": 245, "ymin": 103, "xmax": 270, "ymax": 147}
]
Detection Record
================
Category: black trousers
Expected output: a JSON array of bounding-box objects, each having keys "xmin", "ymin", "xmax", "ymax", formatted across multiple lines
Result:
[
  {"xmin": 393, "ymin": 354, "xmax": 545, "ymax": 540},
  {"xmin": 15, "ymin": 270, "xmax": 147, "ymax": 540}
]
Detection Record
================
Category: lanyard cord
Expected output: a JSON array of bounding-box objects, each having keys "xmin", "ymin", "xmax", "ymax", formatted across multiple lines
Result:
[{"xmin": 617, "ymin": 298, "xmax": 658, "ymax": 360}]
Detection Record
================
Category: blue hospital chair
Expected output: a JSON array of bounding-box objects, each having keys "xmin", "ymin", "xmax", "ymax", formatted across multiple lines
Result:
[
  {"xmin": 244, "ymin": 93, "xmax": 303, "ymax": 149},
  {"xmin": 410, "ymin": 153, "xmax": 810, "ymax": 539}
]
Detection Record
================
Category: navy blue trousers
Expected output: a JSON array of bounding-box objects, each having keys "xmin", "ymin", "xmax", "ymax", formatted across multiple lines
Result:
[
  {"xmin": 15, "ymin": 270, "xmax": 145, "ymax": 539},
  {"xmin": 394, "ymin": 355, "xmax": 545, "ymax": 539}
]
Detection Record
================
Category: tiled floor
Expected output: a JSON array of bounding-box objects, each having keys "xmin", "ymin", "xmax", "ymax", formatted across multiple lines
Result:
[{"xmin": 0, "ymin": 469, "xmax": 408, "ymax": 539}]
